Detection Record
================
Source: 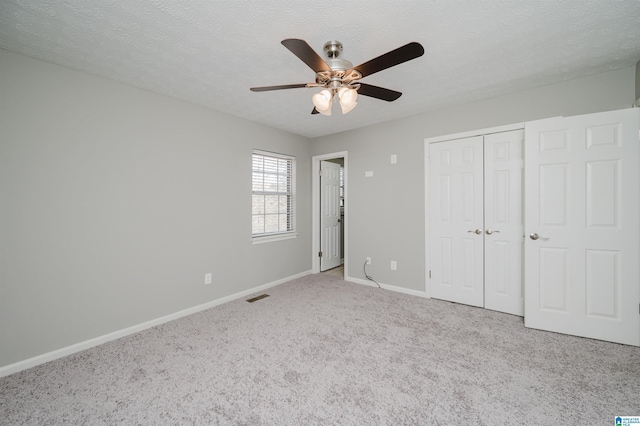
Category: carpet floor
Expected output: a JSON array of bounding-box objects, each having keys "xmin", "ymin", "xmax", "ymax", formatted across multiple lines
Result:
[{"xmin": 1, "ymin": 273, "xmax": 639, "ymax": 425}]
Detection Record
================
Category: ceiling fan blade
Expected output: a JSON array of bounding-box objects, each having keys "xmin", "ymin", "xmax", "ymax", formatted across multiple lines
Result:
[
  {"xmin": 311, "ymin": 107, "xmax": 320, "ymax": 114},
  {"xmin": 250, "ymin": 83, "xmax": 311, "ymax": 92},
  {"xmin": 281, "ymin": 39, "xmax": 332, "ymax": 73},
  {"xmin": 357, "ymin": 83, "xmax": 402, "ymax": 102},
  {"xmin": 349, "ymin": 42, "xmax": 424, "ymax": 78}
]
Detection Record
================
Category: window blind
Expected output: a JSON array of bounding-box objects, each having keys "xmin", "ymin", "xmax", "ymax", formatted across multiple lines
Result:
[{"xmin": 252, "ymin": 150, "xmax": 296, "ymax": 237}]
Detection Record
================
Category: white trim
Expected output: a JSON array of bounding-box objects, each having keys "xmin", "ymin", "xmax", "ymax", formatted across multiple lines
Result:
[
  {"xmin": 424, "ymin": 122, "xmax": 524, "ymax": 144},
  {"xmin": 346, "ymin": 275, "xmax": 428, "ymax": 298},
  {"xmin": 424, "ymin": 122, "xmax": 525, "ymax": 298},
  {"xmin": 312, "ymin": 151, "xmax": 348, "ymax": 275},
  {"xmin": 0, "ymin": 270, "xmax": 312, "ymax": 378},
  {"xmin": 251, "ymin": 232, "xmax": 298, "ymax": 244},
  {"xmin": 424, "ymin": 143, "xmax": 431, "ymax": 298},
  {"xmin": 252, "ymin": 149, "xmax": 295, "ymax": 160}
]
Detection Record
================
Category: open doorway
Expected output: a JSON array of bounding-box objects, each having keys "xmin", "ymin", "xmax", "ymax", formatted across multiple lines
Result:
[
  {"xmin": 319, "ymin": 159, "xmax": 342, "ymax": 272},
  {"xmin": 312, "ymin": 151, "xmax": 347, "ymax": 277}
]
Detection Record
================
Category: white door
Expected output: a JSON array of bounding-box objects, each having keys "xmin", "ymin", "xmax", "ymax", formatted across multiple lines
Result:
[
  {"xmin": 484, "ymin": 130, "xmax": 524, "ymax": 316},
  {"xmin": 524, "ymin": 108, "xmax": 640, "ymax": 346},
  {"xmin": 320, "ymin": 161, "xmax": 341, "ymax": 271},
  {"xmin": 429, "ymin": 136, "xmax": 484, "ymax": 308},
  {"xmin": 429, "ymin": 131, "xmax": 524, "ymax": 315}
]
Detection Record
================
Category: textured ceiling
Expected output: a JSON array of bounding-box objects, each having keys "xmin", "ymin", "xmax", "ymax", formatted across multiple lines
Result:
[{"xmin": 1, "ymin": 0, "xmax": 639, "ymax": 138}]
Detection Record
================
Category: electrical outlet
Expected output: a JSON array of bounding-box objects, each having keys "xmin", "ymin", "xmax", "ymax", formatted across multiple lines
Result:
[
  {"xmin": 204, "ymin": 273, "xmax": 212, "ymax": 285},
  {"xmin": 390, "ymin": 261, "xmax": 397, "ymax": 270},
  {"xmin": 366, "ymin": 257, "xmax": 371, "ymax": 265},
  {"xmin": 390, "ymin": 154, "xmax": 397, "ymax": 164}
]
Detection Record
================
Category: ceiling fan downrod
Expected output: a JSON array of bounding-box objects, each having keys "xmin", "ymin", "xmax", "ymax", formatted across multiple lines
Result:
[
  {"xmin": 323, "ymin": 40, "xmax": 343, "ymax": 58},
  {"xmin": 322, "ymin": 40, "xmax": 355, "ymax": 75}
]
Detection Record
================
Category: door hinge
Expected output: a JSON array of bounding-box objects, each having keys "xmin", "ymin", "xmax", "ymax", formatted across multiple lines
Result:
[
  {"xmin": 318, "ymin": 251, "xmax": 323, "ymax": 257},
  {"xmin": 429, "ymin": 270, "xmax": 431, "ymax": 278},
  {"xmin": 319, "ymin": 169, "xmax": 323, "ymax": 176}
]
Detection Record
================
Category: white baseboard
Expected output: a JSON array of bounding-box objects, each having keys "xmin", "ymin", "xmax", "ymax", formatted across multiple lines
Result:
[
  {"xmin": 345, "ymin": 276, "xmax": 428, "ymax": 298},
  {"xmin": 0, "ymin": 270, "xmax": 312, "ymax": 378}
]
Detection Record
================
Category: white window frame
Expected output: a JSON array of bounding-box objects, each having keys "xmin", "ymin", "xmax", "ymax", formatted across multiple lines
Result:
[{"xmin": 251, "ymin": 150, "xmax": 297, "ymax": 244}]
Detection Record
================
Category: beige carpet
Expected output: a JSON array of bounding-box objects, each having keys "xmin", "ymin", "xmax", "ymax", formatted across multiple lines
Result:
[{"xmin": 1, "ymin": 273, "xmax": 639, "ymax": 425}]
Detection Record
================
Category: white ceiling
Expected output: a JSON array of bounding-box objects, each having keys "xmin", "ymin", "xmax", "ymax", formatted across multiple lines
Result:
[{"xmin": 1, "ymin": 1, "xmax": 639, "ymax": 139}]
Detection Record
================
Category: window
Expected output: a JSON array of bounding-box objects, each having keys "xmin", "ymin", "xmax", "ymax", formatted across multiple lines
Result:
[{"xmin": 252, "ymin": 150, "xmax": 296, "ymax": 242}]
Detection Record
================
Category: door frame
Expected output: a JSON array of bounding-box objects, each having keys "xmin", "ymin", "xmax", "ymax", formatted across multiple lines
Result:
[
  {"xmin": 312, "ymin": 151, "xmax": 348, "ymax": 274},
  {"xmin": 424, "ymin": 122, "xmax": 524, "ymax": 297}
]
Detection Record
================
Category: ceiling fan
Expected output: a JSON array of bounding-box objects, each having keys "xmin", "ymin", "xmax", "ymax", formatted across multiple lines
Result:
[{"xmin": 250, "ymin": 39, "xmax": 424, "ymax": 116}]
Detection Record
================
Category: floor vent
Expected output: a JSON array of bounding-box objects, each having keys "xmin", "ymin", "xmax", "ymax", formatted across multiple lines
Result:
[{"xmin": 246, "ymin": 294, "xmax": 270, "ymax": 303}]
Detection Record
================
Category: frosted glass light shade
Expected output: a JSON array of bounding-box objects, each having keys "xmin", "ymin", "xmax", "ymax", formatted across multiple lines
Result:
[
  {"xmin": 340, "ymin": 100, "xmax": 357, "ymax": 114},
  {"xmin": 338, "ymin": 87, "xmax": 358, "ymax": 114},
  {"xmin": 312, "ymin": 89, "xmax": 333, "ymax": 116}
]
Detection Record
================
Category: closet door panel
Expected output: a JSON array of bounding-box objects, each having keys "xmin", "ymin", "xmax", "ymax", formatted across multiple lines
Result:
[
  {"xmin": 429, "ymin": 136, "xmax": 484, "ymax": 308},
  {"xmin": 484, "ymin": 130, "xmax": 524, "ymax": 316}
]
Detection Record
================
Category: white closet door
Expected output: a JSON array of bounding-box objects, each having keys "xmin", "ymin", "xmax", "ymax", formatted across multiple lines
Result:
[
  {"xmin": 429, "ymin": 136, "xmax": 484, "ymax": 308},
  {"xmin": 484, "ymin": 130, "xmax": 524, "ymax": 316},
  {"xmin": 320, "ymin": 161, "xmax": 342, "ymax": 271},
  {"xmin": 524, "ymin": 108, "xmax": 640, "ymax": 346}
]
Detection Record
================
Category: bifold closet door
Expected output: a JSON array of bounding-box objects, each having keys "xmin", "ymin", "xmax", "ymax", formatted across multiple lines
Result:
[
  {"xmin": 483, "ymin": 130, "xmax": 524, "ymax": 316},
  {"xmin": 429, "ymin": 136, "xmax": 485, "ymax": 308},
  {"xmin": 429, "ymin": 131, "xmax": 524, "ymax": 316},
  {"xmin": 525, "ymin": 108, "xmax": 640, "ymax": 346}
]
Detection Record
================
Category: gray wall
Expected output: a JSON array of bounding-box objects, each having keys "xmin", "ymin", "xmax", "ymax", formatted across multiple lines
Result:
[
  {"xmin": 636, "ymin": 60, "xmax": 640, "ymax": 102},
  {"xmin": 311, "ymin": 66, "xmax": 637, "ymax": 292},
  {"xmin": 0, "ymin": 49, "xmax": 312, "ymax": 367},
  {"xmin": 1, "ymin": 47, "xmax": 636, "ymax": 369}
]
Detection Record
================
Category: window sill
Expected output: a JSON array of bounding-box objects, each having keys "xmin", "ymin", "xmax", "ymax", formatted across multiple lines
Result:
[{"xmin": 252, "ymin": 233, "xmax": 298, "ymax": 245}]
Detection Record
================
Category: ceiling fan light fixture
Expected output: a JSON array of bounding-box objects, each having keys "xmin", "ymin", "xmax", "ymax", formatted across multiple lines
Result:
[
  {"xmin": 313, "ymin": 89, "xmax": 333, "ymax": 115},
  {"xmin": 338, "ymin": 87, "xmax": 358, "ymax": 114},
  {"xmin": 340, "ymin": 100, "xmax": 357, "ymax": 115}
]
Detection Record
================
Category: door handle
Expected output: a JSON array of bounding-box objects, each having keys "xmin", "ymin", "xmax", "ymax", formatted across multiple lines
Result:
[
  {"xmin": 485, "ymin": 229, "xmax": 500, "ymax": 235},
  {"xmin": 529, "ymin": 233, "xmax": 550, "ymax": 241},
  {"xmin": 467, "ymin": 229, "xmax": 482, "ymax": 235}
]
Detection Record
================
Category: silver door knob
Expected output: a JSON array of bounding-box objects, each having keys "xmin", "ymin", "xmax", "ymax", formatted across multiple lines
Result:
[
  {"xmin": 529, "ymin": 233, "xmax": 550, "ymax": 240},
  {"xmin": 467, "ymin": 229, "xmax": 482, "ymax": 235},
  {"xmin": 485, "ymin": 229, "xmax": 500, "ymax": 235}
]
